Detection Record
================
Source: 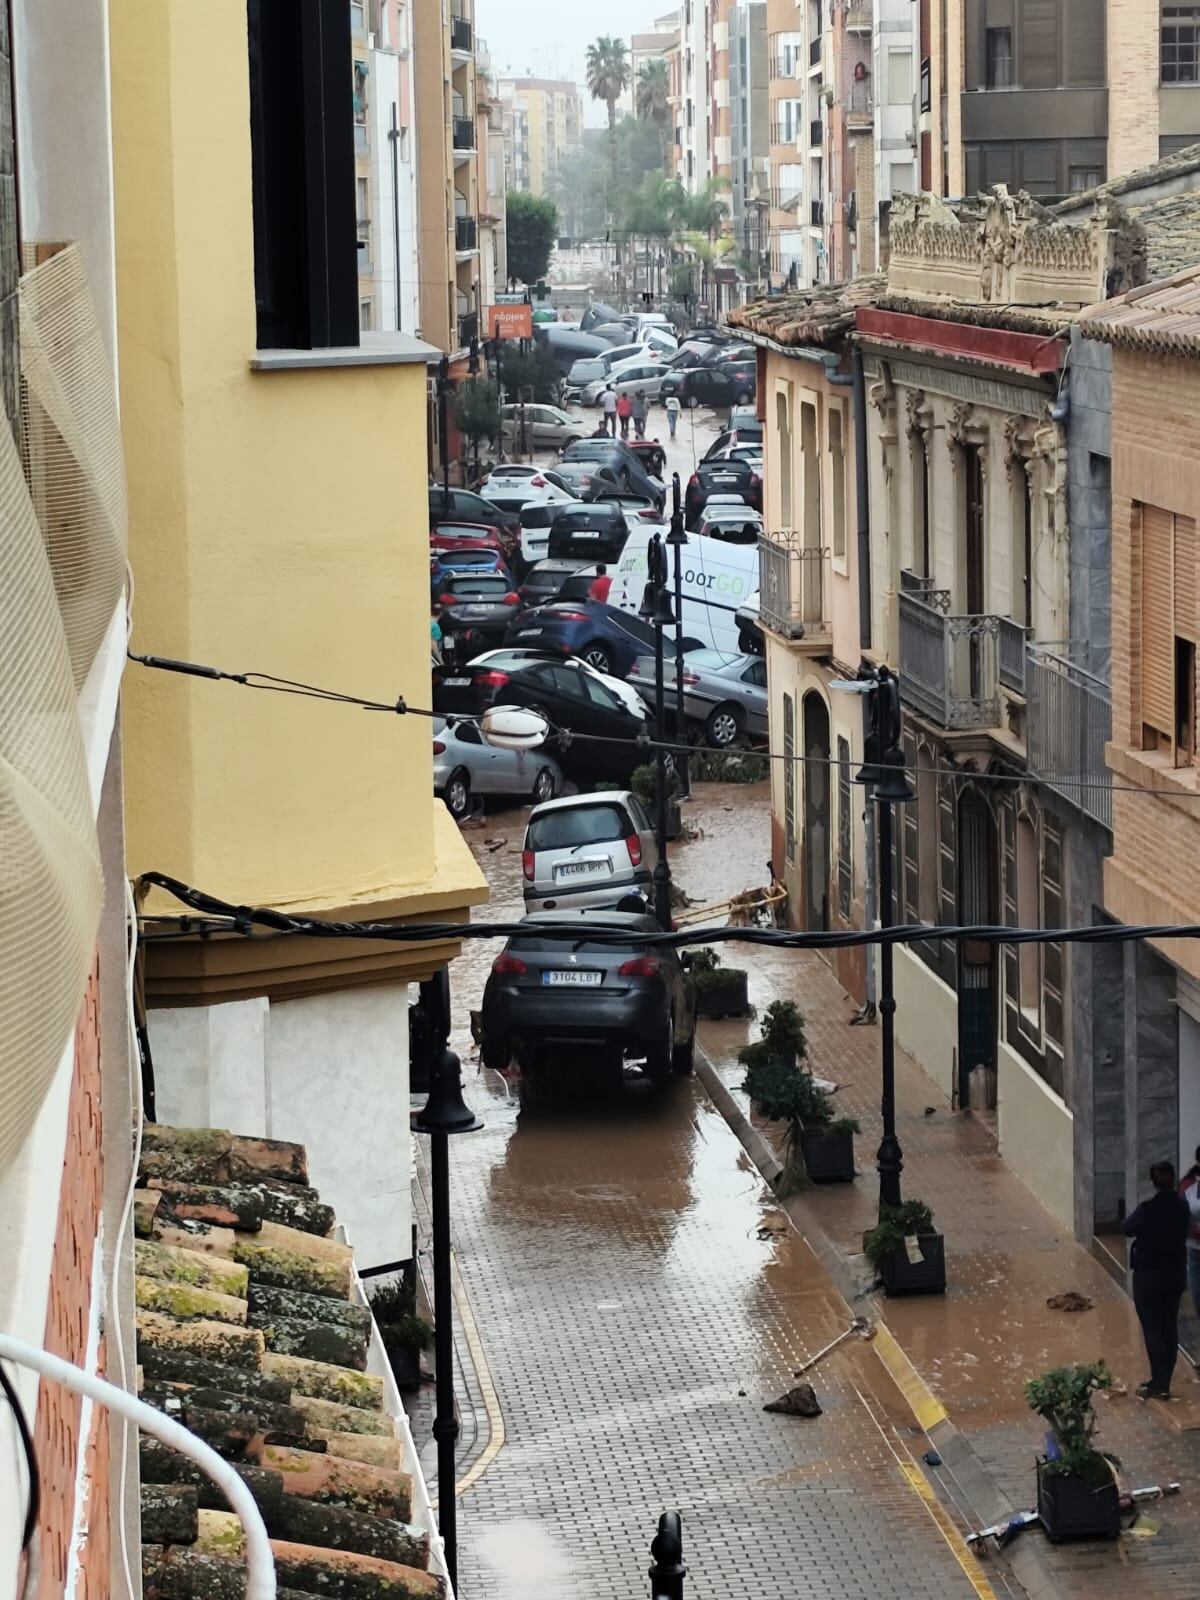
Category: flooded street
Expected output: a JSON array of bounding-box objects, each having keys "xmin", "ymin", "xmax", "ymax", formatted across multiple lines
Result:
[{"xmin": 428, "ymin": 784, "xmax": 988, "ymax": 1600}]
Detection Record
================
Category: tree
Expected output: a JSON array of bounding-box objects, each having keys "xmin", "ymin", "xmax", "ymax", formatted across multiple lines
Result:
[
  {"xmin": 498, "ymin": 344, "xmax": 561, "ymax": 406},
  {"xmin": 635, "ymin": 58, "xmax": 670, "ymax": 161},
  {"xmin": 506, "ymin": 192, "xmax": 558, "ymax": 287},
  {"xmin": 677, "ymin": 176, "xmax": 731, "ymax": 240},
  {"xmin": 453, "ymin": 378, "xmax": 501, "ymax": 479},
  {"xmin": 586, "ymin": 36, "xmax": 632, "ymax": 189}
]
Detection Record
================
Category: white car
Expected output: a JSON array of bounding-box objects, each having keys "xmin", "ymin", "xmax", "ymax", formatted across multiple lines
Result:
[
  {"xmin": 467, "ymin": 647, "xmax": 647, "ymax": 723},
  {"xmin": 480, "ymin": 467, "xmax": 580, "ymax": 518},
  {"xmin": 581, "ymin": 361, "xmax": 670, "ymax": 408},
  {"xmin": 697, "ymin": 504, "xmax": 763, "ymax": 544}
]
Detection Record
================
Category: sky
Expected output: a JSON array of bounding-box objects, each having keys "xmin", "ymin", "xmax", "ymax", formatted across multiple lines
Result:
[{"xmin": 477, "ymin": 0, "xmax": 662, "ymax": 125}]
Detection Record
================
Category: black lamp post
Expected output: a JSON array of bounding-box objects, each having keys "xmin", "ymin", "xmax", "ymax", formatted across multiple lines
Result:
[
  {"xmin": 665, "ymin": 475, "xmax": 690, "ymax": 801},
  {"xmin": 640, "ymin": 532, "xmax": 675, "ymax": 931},
  {"xmin": 649, "ymin": 1512, "xmax": 686, "ymax": 1600},
  {"xmin": 413, "ymin": 1020, "xmax": 481, "ymax": 1595}
]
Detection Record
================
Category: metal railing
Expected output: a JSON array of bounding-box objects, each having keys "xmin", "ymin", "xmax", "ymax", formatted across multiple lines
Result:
[
  {"xmin": 1027, "ymin": 647, "xmax": 1113, "ymax": 832},
  {"xmin": 897, "ymin": 570, "xmax": 1001, "ymax": 729},
  {"xmin": 759, "ymin": 536, "xmax": 829, "ymax": 642},
  {"xmin": 846, "ymin": 2, "xmax": 873, "ymax": 29},
  {"xmin": 452, "ymin": 116, "xmax": 474, "ymax": 150},
  {"xmin": 809, "ymin": 37, "xmax": 822, "ymax": 66},
  {"xmin": 455, "ymin": 216, "xmax": 477, "ymax": 250},
  {"xmin": 809, "ymin": 117, "xmax": 823, "ymax": 145},
  {"xmin": 457, "ymin": 312, "xmax": 478, "ymax": 348},
  {"xmin": 451, "ymin": 15, "xmax": 473, "ymax": 52},
  {"xmin": 846, "ymin": 83, "xmax": 872, "ymax": 123},
  {"xmin": 811, "ymin": 199, "xmax": 824, "ymax": 225},
  {"xmin": 998, "ymin": 617, "xmax": 1028, "ymax": 695}
]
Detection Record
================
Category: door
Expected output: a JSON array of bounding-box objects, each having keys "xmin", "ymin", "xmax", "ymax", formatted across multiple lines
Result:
[
  {"xmin": 957, "ymin": 788, "xmax": 998, "ymax": 1107},
  {"xmin": 453, "ymin": 720, "xmax": 504, "ymax": 794},
  {"xmin": 741, "ymin": 658, "xmax": 769, "ymax": 737},
  {"xmin": 802, "ymin": 692, "xmax": 831, "ymax": 931}
]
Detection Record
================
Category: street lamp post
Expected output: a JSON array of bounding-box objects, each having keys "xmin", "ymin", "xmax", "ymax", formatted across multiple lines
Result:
[
  {"xmin": 665, "ymin": 476, "xmax": 690, "ymax": 801},
  {"xmin": 640, "ymin": 532, "xmax": 675, "ymax": 931}
]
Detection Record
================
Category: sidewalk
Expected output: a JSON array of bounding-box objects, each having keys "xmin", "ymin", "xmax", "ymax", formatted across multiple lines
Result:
[{"xmin": 697, "ymin": 941, "xmax": 1200, "ymax": 1598}]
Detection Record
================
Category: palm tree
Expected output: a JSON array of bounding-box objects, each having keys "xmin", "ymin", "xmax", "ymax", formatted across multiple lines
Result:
[
  {"xmin": 586, "ymin": 36, "xmax": 632, "ymax": 189},
  {"xmin": 636, "ymin": 58, "xmax": 670, "ymax": 161},
  {"xmin": 677, "ymin": 175, "xmax": 731, "ymax": 241}
]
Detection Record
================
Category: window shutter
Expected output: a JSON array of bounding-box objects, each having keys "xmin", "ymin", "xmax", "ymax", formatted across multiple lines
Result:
[
  {"xmin": 1174, "ymin": 512, "xmax": 1196, "ymax": 643},
  {"xmin": 1066, "ymin": 0, "xmax": 1105, "ymax": 87},
  {"xmin": 1142, "ymin": 503, "xmax": 1174, "ymax": 735},
  {"xmin": 1018, "ymin": 0, "xmax": 1058, "ymax": 89}
]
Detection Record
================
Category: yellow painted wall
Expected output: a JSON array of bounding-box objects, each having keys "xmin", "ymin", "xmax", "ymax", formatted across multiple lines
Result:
[{"xmin": 114, "ymin": 0, "xmax": 478, "ymax": 914}]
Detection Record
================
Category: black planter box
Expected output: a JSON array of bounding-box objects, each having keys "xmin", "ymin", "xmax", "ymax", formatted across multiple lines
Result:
[
  {"xmin": 878, "ymin": 1233, "xmax": 946, "ymax": 1296},
  {"xmin": 1036, "ymin": 1459, "xmax": 1121, "ymax": 1543},
  {"xmin": 801, "ymin": 1127, "xmax": 856, "ymax": 1183},
  {"xmin": 694, "ymin": 969, "xmax": 750, "ymax": 1018},
  {"xmin": 380, "ymin": 1336, "xmax": 423, "ymax": 1392},
  {"xmin": 666, "ymin": 800, "xmax": 682, "ymax": 841}
]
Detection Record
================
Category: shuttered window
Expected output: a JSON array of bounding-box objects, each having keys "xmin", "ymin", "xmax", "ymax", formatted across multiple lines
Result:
[
  {"xmin": 783, "ymin": 693, "xmax": 796, "ymax": 862},
  {"xmin": 1175, "ymin": 513, "xmax": 1197, "ymax": 642},
  {"xmin": 1018, "ymin": 0, "xmax": 1058, "ymax": 88},
  {"xmin": 1141, "ymin": 503, "xmax": 1174, "ymax": 739}
]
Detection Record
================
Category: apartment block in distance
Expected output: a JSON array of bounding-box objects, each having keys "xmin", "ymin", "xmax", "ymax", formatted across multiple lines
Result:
[
  {"xmin": 730, "ymin": 0, "xmax": 770, "ymax": 273},
  {"xmin": 497, "ymin": 77, "xmax": 582, "ymax": 197},
  {"xmin": 766, "ymin": 0, "xmax": 804, "ymax": 281}
]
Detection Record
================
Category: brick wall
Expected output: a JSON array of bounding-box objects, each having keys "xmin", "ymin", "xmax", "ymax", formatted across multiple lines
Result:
[
  {"xmin": 32, "ymin": 961, "xmax": 112, "ymax": 1600},
  {"xmin": 1107, "ymin": 0, "xmax": 1159, "ymax": 178}
]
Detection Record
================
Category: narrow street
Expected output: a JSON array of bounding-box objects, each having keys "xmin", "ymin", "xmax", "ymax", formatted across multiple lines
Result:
[{"xmin": 425, "ymin": 786, "xmax": 997, "ymax": 1600}]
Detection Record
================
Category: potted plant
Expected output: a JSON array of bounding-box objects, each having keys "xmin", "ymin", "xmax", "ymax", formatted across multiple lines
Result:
[
  {"xmin": 799, "ymin": 1114, "xmax": 860, "ymax": 1184},
  {"xmin": 689, "ymin": 947, "xmax": 750, "ymax": 1019},
  {"xmin": 1025, "ymin": 1362, "xmax": 1121, "ymax": 1542},
  {"xmin": 863, "ymin": 1200, "xmax": 945, "ymax": 1295},
  {"xmin": 631, "ymin": 762, "xmax": 682, "ymax": 841},
  {"xmin": 738, "ymin": 1005, "xmax": 857, "ymax": 1185},
  {"xmin": 368, "ymin": 1278, "xmax": 433, "ymax": 1392}
]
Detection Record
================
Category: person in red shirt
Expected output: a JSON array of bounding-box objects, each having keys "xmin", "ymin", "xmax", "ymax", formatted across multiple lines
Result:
[
  {"xmin": 615, "ymin": 391, "xmax": 633, "ymax": 438},
  {"xmin": 589, "ymin": 564, "xmax": 612, "ymax": 602}
]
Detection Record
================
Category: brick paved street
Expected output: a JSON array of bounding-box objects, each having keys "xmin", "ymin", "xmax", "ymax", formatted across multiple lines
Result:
[{"xmin": 421, "ymin": 789, "xmax": 1001, "ymax": 1600}]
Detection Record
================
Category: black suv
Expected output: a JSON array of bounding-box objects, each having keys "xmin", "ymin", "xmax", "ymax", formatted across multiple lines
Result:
[
  {"xmin": 547, "ymin": 503, "xmax": 629, "ymax": 563},
  {"xmin": 660, "ymin": 363, "xmax": 756, "ymax": 410},
  {"xmin": 560, "ymin": 440, "xmax": 665, "ymax": 509},
  {"xmin": 684, "ymin": 458, "xmax": 763, "ymax": 529}
]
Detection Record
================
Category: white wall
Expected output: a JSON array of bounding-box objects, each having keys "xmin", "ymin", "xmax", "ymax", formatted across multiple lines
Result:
[
  {"xmin": 893, "ymin": 944, "xmax": 958, "ymax": 1099},
  {"xmin": 997, "ymin": 1040, "xmax": 1075, "ymax": 1230},
  {"xmin": 370, "ymin": 47, "xmax": 420, "ymax": 336},
  {"xmin": 150, "ymin": 984, "xmax": 414, "ymax": 1272}
]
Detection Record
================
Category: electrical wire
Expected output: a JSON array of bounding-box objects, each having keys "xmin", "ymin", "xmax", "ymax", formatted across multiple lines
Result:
[
  {"xmin": 0, "ymin": 1360, "xmax": 39, "ymax": 1552},
  {"xmin": 126, "ymin": 649, "xmax": 1197, "ymax": 802}
]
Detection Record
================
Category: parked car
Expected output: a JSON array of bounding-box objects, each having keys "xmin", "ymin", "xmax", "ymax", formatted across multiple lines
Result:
[
  {"xmin": 504, "ymin": 598, "xmax": 702, "ymax": 679},
  {"xmin": 433, "ymin": 647, "xmax": 646, "ymax": 724},
  {"xmin": 480, "ymin": 472, "xmax": 579, "ymax": 529},
  {"xmin": 569, "ymin": 347, "xmax": 664, "ymax": 405},
  {"xmin": 664, "ymin": 334, "xmax": 733, "ymax": 370},
  {"xmin": 695, "ymin": 503, "xmax": 763, "ymax": 543},
  {"xmin": 429, "ymin": 487, "xmax": 520, "ymax": 541},
  {"xmin": 561, "ymin": 440, "xmax": 666, "ymax": 508},
  {"xmin": 463, "ymin": 646, "xmax": 646, "ymax": 720},
  {"xmin": 551, "ymin": 458, "xmax": 621, "ymax": 496},
  {"xmin": 704, "ymin": 442, "xmax": 765, "ymax": 469},
  {"xmin": 431, "ymin": 523, "xmax": 513, "ymax": 561},
  {"xmin": 498, "ymin": 405, "xmax": 585, "ymax": 452},
  {"xmin": 626, "ymin": 437, "xmax": 668, "ymax": 477},
  {"xmin": 592, "ymin": 490, "xmax": 665, "ymax": 532},
  {"xmin": 518, "ymin": 791, "xmax": 657, "ymax": 912},
  {"xmin": 433, "ymin": 569, "xmax": 522, "ymax": 658},
  {"xmin": 546, "ymin": 502, "xmax": 630, "ymax": 564},
  {"xmin": 735, "ymin": 592, "xmax": 764, "ymax": 655},
  {"xmin": 579, "ymin": 301, "xmax": 624, "ymax": 333},
  {"xmin": 433, "ymin": 717, "xmax": 563, "ymax": 820},
  {"xmin": 533, "ymin": 325, "xmax": 610, "ymax": 374},
  {"xmin": 697, "ymin": 341, "xmax": 756, "ymax": 367},
  {"xmin": 703, "ymin": 423, "xmax": 764, "ymax": 460},
  {"xmin": 482, "ymin": 650, "xmax": 652, "ymax": 785},
  {"xmin": 517, "ymin": 556, "xmax": 589, "ymax": 612},
  {"xmin": 480, "ymin": 909, "xmax": 697, "ymax": 1080},
  {"xmin": 430, "ymin": 549, "xmax": 512, "ymax": 593},
  {"xmin": 627, "ymin": 648, "xmax": 767, "ymax": 746},
  {"xmin": 582, "ymin": 362, "xmax": 670, "ymax": 408},
  {"xmin": 660, "ymin": 363, "xmax": 756, "ymax": 410},
  {"xmin": 684, "ymin": 459, "xmax": 762, "ymax": 529},
  {"xmin": 727, "ymin": 406, "xmax": 761, "ymax": 432}
]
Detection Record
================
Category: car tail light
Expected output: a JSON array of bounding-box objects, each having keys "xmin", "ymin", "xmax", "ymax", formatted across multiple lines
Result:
[
  {"xmin": 503, "ymin": 592, "xmax": 520, "ymax": 604},
  {"xmin": 750, "ymin": 474, "xmax": 761, "ymax": 488},
  {"xmin": 432, "ymin": 739, "xmax": 446, "ymax": 754},
  {"xmin": 637, "ymin": 509, "xmax": 659, "ymax": 521},
  {"xmin": 476, "ymin": 670, "xmax": 511, "ymax": 688},
  {"xmin": 680, "ymin": 670, "xmax": 701, "ymax": 687},
  {"xmin": 687, "ymin": 473, "xmax": 698, "ymax": 487},
  {"xmin": 438, "ymin": 592, "xmax": 456, "ymax": 604},
  {"xmin": 618, "ymin": 955, "xmax": 660, "ymax": 977},
  {"xmin": 530, "ymin": 475, "xmax": 545, "ymax": 487},
  {"xmin": 493, "ymin": 951, "xmax": 528, "ymax": 975},
  {"xmin": 625, "ymin": 833, "xmax": 643, "ymax": 867},
  {"xmin": 521, "ymin": 849, "xmax": 534, "ymax": 880},
  {"xmin": 554, "ymin": 609, "xmax": 589, "ymax": 622}
]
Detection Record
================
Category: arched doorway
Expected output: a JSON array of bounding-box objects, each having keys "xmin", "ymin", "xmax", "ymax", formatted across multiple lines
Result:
[
  {"xmin": 957, "ymin": 787, "xmax": 998, "ymax": 1108},
  {"xmin": 803, "ymin": 692, "xmax": 830, "ymax": 931}
]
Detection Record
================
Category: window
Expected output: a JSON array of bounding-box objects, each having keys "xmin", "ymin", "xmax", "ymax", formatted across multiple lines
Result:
[
  {"xmin": 454, "ymin": 722, "xmax": 483, "ymax": 746},
  {"xmin": 742, "ymin": 659, "xmax": 767, "ymax": 687},
  {"xmin": 1016, "ymin": 466, "xmax": 1033, "ymax": 628},
  {"xmin": 350, "ymin": 0, "xmax": 366, "ymax": 31},
  {"xmin": 836, "ymin": 736, "xmax": 852, "ymax": 919},
  {"xmin": 783, "ymin": 693, "xmax": 796, "ymax": 862},
  {"xmin": 911, "ymin": 429, "xmax": 930, "ymax": 576},
  {"xmin": 353, "ymin": 60, "xmax": 368, "ymax": 124},
  {"xmin": 356, "ymin": 176, "xmax": 370, "ymax": 223},
  {"xmin": 1016, "ymin": 813, "xmax": 1040, "ymax": 1026},
  {"xmin": 917, "ymin": 746, "xmax": 938, "ymax": 924},
  {"xmin": 776, "ymin": 390, "xmax": 793, "ymax": 527},
  {"xmin": 801, "ymin": 401, "xmax": 820, "ymax": 549},
  {"xmin": 1138, "ymin": 502, "xmax": 1197, "ymax": 765},
  {"xmin": 985, "ymin": 27, "xmax": 1013, "ymax": 87},
  {"xmin": 1069, "ymin": 164, "xmax": 1103, "ymax": 192},
  {"xmin": 889, "ymin": 49, "xmax": 913, "ymax": 104},
  {"xmin": 829, "ymin": 407, "xmax": 846, "ymax": 559},
  {"xmin": 360, "ymin": 297, "xmax": 373, "ymax": 331},
  {"xmin": 1163, "ymin": 6, "xmax": 1200, "ymax": 84}
]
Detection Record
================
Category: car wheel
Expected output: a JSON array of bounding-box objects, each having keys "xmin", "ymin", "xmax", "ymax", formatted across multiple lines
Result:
[
  {"xmin": 531, "ymin": 766, "xmax": 556, "ymax": 804},
  {"xmin": 563, "ymin": 435, "xmax": 581, "ymax": 447},
  {"xmin": 481, "ymin": 1035, "xmax": 510, "ymax": 1073},
  {"xmin": 444, "ymin": 769, "xmax": 471, "ymax": 820},
  {"xmin": 582, "ymin": 644, "xmax": 612, "ymax": 673},
  {"xmin": 672, "ymin": 1027, "xmax": 695, "ymax": 1075},
  {"xmin": 705, "ymin": 702, "xmax": 744, "ymax": 749},
  {"xmin": 645, "ymin": 1013, "xmax": 674, "ymax": 1084},
  {"xmin": 686, "ymin": 392, "xmax": 699, "ymax": 409},
  {"xmin": 735, "ymin": 390, "xmax": 753, "ymax": 406}
]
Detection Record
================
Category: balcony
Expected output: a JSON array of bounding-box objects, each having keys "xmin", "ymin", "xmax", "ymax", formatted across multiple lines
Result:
[
  {"xmin": 809, "ymin": 37, "xmax": 822, "ymax": 67},
  {"xmin": 452, "ymin": 116, "xmax": 475, "ymax": 152},
  {"xmin": 455, "ymin": 216, "xmax": 477, "ymax": 251},
  {"xmin": 809, "ymin": 117, "xmax": 823, "ymax": 145},
  {"xmin": 758, "ymin": 536, "xmax": 831, "ymax": 651},
  {"xmin": 845, "ymin": 2, "xmax": 872, "ymax": 31},
  {"xmin": 1027, "ymin": 647, "xmax": 1113, "ymax": 831},
  {"xmin": 810, "ymin": 199, "xmax": 823, "ymax": 226},
  {"xmin": 898, "ymin": 571, "xmax": 1027, "ymax": 731},
  {"xmin": 458, "ymin": 312, "xmax": 478, "ymax": 349},
  {"xmin": 846, "ymin": 83, "xmax": 872, "ymax": 128},
  {"xmin": 451, "ymin": 15, "xmax": 473, "ymax": 53}
]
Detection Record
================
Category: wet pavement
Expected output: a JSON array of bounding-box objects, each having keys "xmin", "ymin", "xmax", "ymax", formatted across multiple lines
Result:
[{"xmin": 416, "ymin": 787, "xmax": 1000, "ymax": 1600}]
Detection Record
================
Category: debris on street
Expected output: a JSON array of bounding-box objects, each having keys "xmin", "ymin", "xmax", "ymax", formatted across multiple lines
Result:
[
  {"xmin": 1046, "ymin": 1291, "xmax": 1094, "ymax": 1313},
  {"xmin": 792, "ymin": 1317, "xmax": 875, "ymax": 1378},
  {"xmin": 764, "ymin": 1382, "xmax": 822, "ymax": 1418}
]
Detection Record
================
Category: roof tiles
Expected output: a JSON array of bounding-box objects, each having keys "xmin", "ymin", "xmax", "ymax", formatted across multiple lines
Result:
[{"xmin": 1079, "ymin": 262, "xmax": 1200, "ymax": 355}]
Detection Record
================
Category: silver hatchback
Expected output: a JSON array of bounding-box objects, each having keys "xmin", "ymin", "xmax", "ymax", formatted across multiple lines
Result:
[{"xmin": 522, "ymin": 791, "xmax": 658, "ymax": 912}]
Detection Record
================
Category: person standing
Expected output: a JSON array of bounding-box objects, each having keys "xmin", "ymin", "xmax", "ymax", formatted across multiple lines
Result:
[
  {"xmin": 589, "ymin": 563, "xmax": 612, "ymax": 603},
  {"xmin": 632, "ymin": 389, "xmax": 647, "ymax": 440},
  {"xmin": 1181, "ymin": 1147, "xmax": 1200, "ymax": 1318},
  {"xmin": 601, "ymin": 385, "xmax": 617, "ymax": 437},
  {"xmin": 1123, "ymin": 1161, "xmax": 1190, "ymax": 1399},
  {"xmin": 664, "ymin": 391, "xmax": 681, "ymax": 439},
  {"xmin": 616, "ymin": 390, "xmax": 633, "ymax": 439}
]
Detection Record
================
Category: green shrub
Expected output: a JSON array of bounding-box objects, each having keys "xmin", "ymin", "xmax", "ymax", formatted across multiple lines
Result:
[
  {"xmin": 863, "ymin": 1200, "xmax": 936, "ymax": 1269},
  {"xmin": 1025, "ymin": 1362, "xmax": 1116, "ymax": 1480},
  {"xmin": 369, "ymin": 1278, "xmax": 433, "ymax": 1354},
  {"xmin": 689, "ymin": 748, "xmax": 769, "ymax": 783},
  {"xmin": 690, "ymin": 946, "xmax": 721, "ymax": 974},
  {"xmin": 631, "ymin": 762, "xmax": 680, "ymax": 804}
]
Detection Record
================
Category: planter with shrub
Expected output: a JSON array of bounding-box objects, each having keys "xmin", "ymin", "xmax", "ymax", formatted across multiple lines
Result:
[
  {"xmin": 368, "ymin": 1277, "xmax": 433, "ymax": 1392},
  {"xmin": 799, "ymin": 1118, "xmax": 859, "ymax": 1183},
  {"xmin": 1025, "ymin": 1362, "xmax": 1121, "ymax": 1542},
  {"xmin": 738, "ymin": 1004, "xmax": 857, "ymax": 1186},
  {"xmin": 863, "ymin": 1200, "xmax": 945, "ymax": 1295},
  {"xmin": 631, "ymin": 763, "xmax": 681, "ymax": 840},
  {"xmin": 689, "ymin": 947, "xmax": 750, "ymax": 1018}
]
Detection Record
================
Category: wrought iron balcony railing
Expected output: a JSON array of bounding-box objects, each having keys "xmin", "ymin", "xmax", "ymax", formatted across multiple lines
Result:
[
  {"xmin": 455, "ymin": 216, "xmax": 477, "ymax": 251},
  {"xmin": 451, "ymin": 15, "xmax": 473, "ymax": 52},
  {"xmin": 1027, "ymin": 647, "xmax": 1113, "ymax": 831},
  {"xmin": 758, "ymin": 535, "xmax": 830, "ymax": 646},
  {"xmin": 452, "ymin": 116, "xmax": 475, "ymax": 151},
  {"xmin": 898, "ymin": 569, "xmax": 1026, "ymax": 730}
]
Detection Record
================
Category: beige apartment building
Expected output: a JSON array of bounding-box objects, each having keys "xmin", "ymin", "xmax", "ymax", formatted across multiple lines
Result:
[{"xmin": 497, "ymin": 77, "xmax": 583, "ymax": 197}]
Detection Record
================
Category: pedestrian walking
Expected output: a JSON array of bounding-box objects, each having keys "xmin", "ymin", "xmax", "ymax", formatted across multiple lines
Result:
[
  {"xmin": 664, "ymin": 392, "xmax": 681, "ymax": 439},
  {"xmin": 1181, "ymin": 1147, "xmax": 1200, "ymax": 1317},
  {"xmin": 616, "ymin": 390, "xmax": 633, "ymax": 439},
  {"xmin": 632, "ymin": 389, "xmax": 648, "ymax": 440},
  {"xmin": 1122, "ymin": 1160, "xmax": 1190, "ymax": 1399},
  {"xmin": 589, "ymin": 563, "xmax": 612, "ymax": 603},
  {"xmin": 430, "ymin": 609, "xmax": 443, "ymax": 667},
  {"xmin": 601, "ymin": 386, "xmax": 618, "ymax": 437}
]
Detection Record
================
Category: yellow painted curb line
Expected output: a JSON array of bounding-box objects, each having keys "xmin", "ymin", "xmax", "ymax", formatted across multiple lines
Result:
[
  {"xmin": 871, "ymin": 1321, "xmax": 949, "ymax": 1433},
  {"xmin": 897, "ymin": 1460, "xmax": 999, "ymax": 1600},
  {"xmin": 450, "ymin": 1250, "xmax": 507, "ymax": 1497}
]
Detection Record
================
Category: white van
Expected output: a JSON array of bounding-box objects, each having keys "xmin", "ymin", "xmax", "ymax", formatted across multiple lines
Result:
[{"xmin": 608, "ymin": 525, "xmax": 759, "ymax": 656}]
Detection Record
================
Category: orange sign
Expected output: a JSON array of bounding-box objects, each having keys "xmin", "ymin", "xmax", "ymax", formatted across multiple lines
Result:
[{"xmin": 486, "ymin": 303, "xmax": 533, "ymax": 338}]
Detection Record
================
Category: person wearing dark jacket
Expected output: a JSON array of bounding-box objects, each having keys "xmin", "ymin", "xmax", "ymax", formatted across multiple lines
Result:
[{"xmin": 1122, "ymin": 1161, "xmax": 1190, "ymax": 1399}]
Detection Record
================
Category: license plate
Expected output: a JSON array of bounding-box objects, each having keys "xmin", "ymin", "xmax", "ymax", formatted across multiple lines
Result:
[
  {"xmin": 542, "ymin": 970, "xmax": 602, "ymax": 986},
  {"xmin": 517, "ymin": 628, "xmax": 543, "ymax": 638},
  {"xmin": 556, "ymin": 858, "xmax": 609, "ymax": 879},
  {"xmin": 442, "ymin": 676, "xmax": 470, "ymax": 687},
  {"xmin": 460, "ymin": 605, "xmax": 497, "ymax": 617}
]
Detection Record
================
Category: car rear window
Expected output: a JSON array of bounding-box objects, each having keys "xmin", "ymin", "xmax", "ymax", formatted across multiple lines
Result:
[
  {"xmin": 438, "ymin": 551, "xmax": 497, "ymax": 566},
  {"xmin": 527, "ymin": 804, "xmax": 630, "ymax": 852},
  {"xmin": 521, "ymin": 506, "xmax": 556, "ymax": 528},
  {"xmin": 446, "ymin": 574, "xmax": 510, "ymax": 596},
  {"xmin": 553, "ymin": 507, "xmax": 623, "ymax": 531}
]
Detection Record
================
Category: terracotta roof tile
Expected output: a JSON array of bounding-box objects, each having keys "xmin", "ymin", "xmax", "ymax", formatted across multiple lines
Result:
[
  {"xmin": 1079, "ymin": 261, "xmax": 1200, "ymax": 354},
  {"xmin": 135, "ymin": 1124, "xmax": 443, "ymax": 1600},
  {"xmin": 727, "ymin": 276, "xmax": 885, "ymax": 347}
]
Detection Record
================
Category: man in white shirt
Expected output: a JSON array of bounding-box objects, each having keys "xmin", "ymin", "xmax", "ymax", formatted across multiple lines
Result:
[{"xmin": 601, "ymin": 386, "xmax": 618, "ymax": 437}]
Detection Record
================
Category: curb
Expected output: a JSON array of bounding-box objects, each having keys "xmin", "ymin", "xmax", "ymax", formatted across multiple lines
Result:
[{"xmin": 695, "ymin": 1047, "xmax": 1060, "ymax": 1600}]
